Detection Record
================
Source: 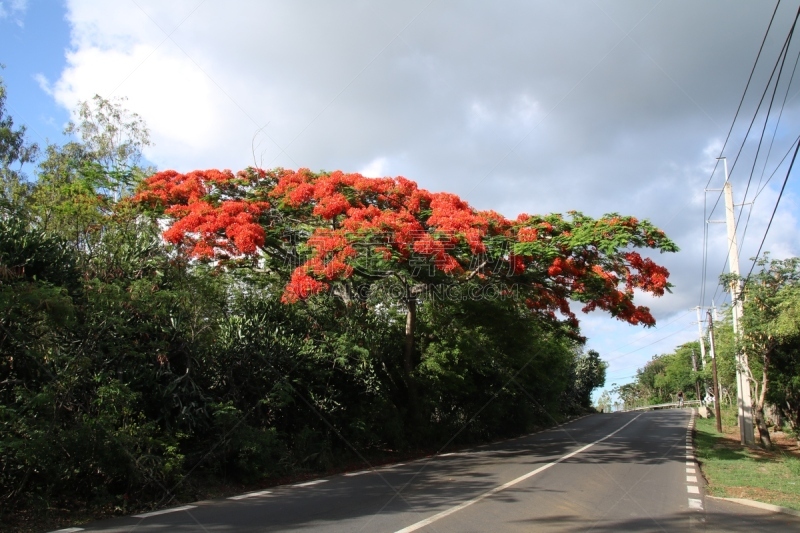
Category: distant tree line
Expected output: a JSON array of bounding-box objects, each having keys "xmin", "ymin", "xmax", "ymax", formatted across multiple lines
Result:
[{"xmin": 619, "ymin": 259, "xmax": 800, "ymax": 448}]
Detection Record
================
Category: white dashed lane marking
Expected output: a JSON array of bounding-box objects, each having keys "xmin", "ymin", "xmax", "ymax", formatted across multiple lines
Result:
[{"xmin": 685, "ymin": 410, "xmax": 703, "ymax": 510}]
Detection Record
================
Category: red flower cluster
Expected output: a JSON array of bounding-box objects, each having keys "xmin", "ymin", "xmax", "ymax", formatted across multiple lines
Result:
[
  {"xmin": 282, "ymin": 269, "xmax": 328, "ymax": 303},
  {"xmin": 518, "ymin": 227, "xmax": 538, "ymax": 242},
  {"xmin": 135, "ymin": 167, "xmax": 676, "ymax": 329},
  {"xmin": 134, "ymin": 170, "xmax": 269, "ymax": 258},
  {"xmin": 162, "ymin": 200, "xmax": 268, "ymax": 257},
  {"xmin": 134, "ymin": 169, "xmax": 238, "ymax": 206},
  {"xmin": 624, "ymin": 251, "xmax": 670, "ymax": 295},
  {"xmin": 269, "ymin": 169, "xmax": 514, "ymax": 299}
]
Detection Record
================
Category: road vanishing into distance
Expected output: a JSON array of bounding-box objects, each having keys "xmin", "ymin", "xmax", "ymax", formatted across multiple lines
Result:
[{"xmin": 61, "ymin": 410, "xmax": 800, "ymax": 532}]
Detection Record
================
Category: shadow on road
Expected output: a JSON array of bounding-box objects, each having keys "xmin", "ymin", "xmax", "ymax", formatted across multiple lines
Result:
[{"xmin": 80, "ymin": 411, "xmax": 800, "ymax": 532}]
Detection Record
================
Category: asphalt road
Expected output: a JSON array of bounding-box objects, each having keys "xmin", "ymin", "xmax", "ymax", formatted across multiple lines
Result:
[{"xmin": 59, "ymin": 410, "xmax": 800, "ymax": 532}]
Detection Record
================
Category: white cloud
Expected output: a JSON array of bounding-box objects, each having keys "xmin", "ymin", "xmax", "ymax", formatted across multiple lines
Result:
[
  {"xmin": 467, "ymin": 94, "xmax": 541, "ymax": 134},
  {"xmin": 33, "ymin": 73, "xmax": 52, "ymax": 96},
  {"xmin": 0, "ymin": 0, "xmax": 28, "ymax": 26},
  {"xmin": 359, "ymin": 156, "xmax": 388, "ymax": 178},
  {"xmin": 49, "ymin": 0, "xmax": 800, "ymax": 363}
]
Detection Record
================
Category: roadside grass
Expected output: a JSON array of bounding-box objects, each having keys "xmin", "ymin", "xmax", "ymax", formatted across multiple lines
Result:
[{"xmin": 695, "ymin": 411, "xmax": 800, "ymax": 511}]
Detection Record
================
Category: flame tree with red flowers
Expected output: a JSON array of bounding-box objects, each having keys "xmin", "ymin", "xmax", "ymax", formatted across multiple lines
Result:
[
  {"xmin": 134, "ymin": 167, "xmax": 678, "ymax": 404},
  {"xmin": 0, "ymin": 85, "xmax": 697, "ymax": 519}
]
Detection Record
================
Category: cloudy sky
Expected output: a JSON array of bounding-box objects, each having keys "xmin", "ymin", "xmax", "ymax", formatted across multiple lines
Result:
[{"xmin": 3, "ymin": 0, "xmax": 800, "ymax": 397}]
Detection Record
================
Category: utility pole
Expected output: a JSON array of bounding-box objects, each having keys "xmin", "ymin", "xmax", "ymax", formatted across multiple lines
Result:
[
  {"xmin": 707, "ymin": 310, "xmax": 723, "ymax": 433},
  {"xmin": 695, "ymin": 306, "xmax": 707, "ymax": 369},
  {"xmin": 690, "ymin": 346, "xmax": 702, "ymax": 401},
  {"xmin": 693, "ymin": 306, "xmax": 707, "ymax": 407},
  {"xmin": 721, "ymin": 157, "xmax": 755, "ymax": 446}
]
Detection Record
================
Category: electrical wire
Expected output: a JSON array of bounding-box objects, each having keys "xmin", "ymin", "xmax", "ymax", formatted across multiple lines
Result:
[
  {"xmin": 753, "ymin": 40, "xmax": 800, "ymax": 204},
  {"xmin": 738, "ymin": 44, "xmax": 800, "ymax": 261},
  {"xmin": 709, "ymin": 23, "xmax": 798, "ymax": 305},
  {"xmin": 699, "ymin": 0, "xmax": 782, "ymax": 308},
  {"xmin": 753, "ymin": 132, "xmax": 800, "ymax": 200},
  {"xmin": 736, "ymin": 17, "xmax": 798, "ymax": 233},
  {"xmin": 745, "ymin": 136, "xmax": 800, "ymax": 281},
  {"xmin": 702, "ymin": 0, "xmax": 782, "ymax": 191},
  {"xmin": 704, "ymin": 6, "xmax": 800, "ymax": 307},
  {"xmin": 603, "ymin": 323, "xmax": 697, "ymax": 364},
  {"xmin": 600, "ymin": 309, "xmax": 694, "ymax": 357}
]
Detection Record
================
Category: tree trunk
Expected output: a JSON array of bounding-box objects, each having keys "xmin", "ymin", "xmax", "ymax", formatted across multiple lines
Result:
[
  {"xmin": 404, "ymin": 296, "xmax": 416, "ymax": 378},
  {"xmin": 754, "ymin": 354, "xmax": 773, "ymax": 448},
  {"xmin": 403, "ymin": 294, "xmax": 419, "ymax": 424},
  {"xmin": 787, "ymin": 404, "xmax": 800, "ymax": 446},
  {"xmin": 765, "ymin": 403, "xmax": 781, "ymax": 428}
]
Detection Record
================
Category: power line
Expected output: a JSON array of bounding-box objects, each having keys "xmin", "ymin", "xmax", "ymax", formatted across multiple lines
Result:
[
  {"xmin": 736, "ymin": 15, "xmax": 798, "ymax": 233},
  {"xmin": 603, "ymin": 323, "xmax": 696, "ymax": 364},
  {"xmin": 707, "ymin": 16, "xmax": 796, "ymax": 223},
  {"xmin": 720, "ymin": 18, "xmax": 796, "ymax": 191},
  {"xmin": 753, "ymin": 132, "xmax": 800, "ymax": 200},
  {"xmin": 752, "ymin": 40, "xmax": 800, "ymax": 203},
  {"xmin": 702, "ymin": 4, "xmax": 798, "ymax": 308},
  {"xmin": 736, "ymin": 7, "xmax": 800, "ymax": 243},
  {"xmin": 738, "ymin": 43, "xmax": 800, "ymax": 264},
  {"xmin": 745, "ymin": 136, "xmax": 800, "ymax": 281},
  {"xmin": 703, "ymin": 0, "xmax": 782, "ymax": 191},
  {"xmin": 700, "ymin": 0, "xmax": 782, "ymax": 308},
  {"xmin": 600, "ymin": 309, "xmax": 693, "ymax": 357},
  {"xmin": 709, "ymin": 20, "xmax": 800, "ymax": 305}
]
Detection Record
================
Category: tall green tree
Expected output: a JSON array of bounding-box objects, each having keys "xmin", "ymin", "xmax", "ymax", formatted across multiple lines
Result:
[
  {"xmin": 29, "ymin": 95, "xmax": 152, "ymax": 255},
  {"xmin": 596, "ymin": 391, "xmax": 612, "ymax": 412},
  {"xmin": 573, "ymin": 349, "xmax": 607, "ymax": 409},
  {"xmin": 0, "ymin": 73, "xmax": 38, "ymax": 215},
  {"xmin": 64, "ymin": 94, "xmax": 152, "ymax": 199},
  {"xmin": 727, "ymin": 255, "xmax": 800, "ymax": 447},
  {"xmin": 133, "ymin": 168, "xmax": 677, "ymax": 423}
]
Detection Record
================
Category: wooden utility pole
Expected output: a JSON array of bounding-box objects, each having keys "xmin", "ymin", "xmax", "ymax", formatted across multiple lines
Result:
[
  {"xmin": 721, "ymin": 157, "xmax": 755, "ymax": 446},
  {"xmin": 707, "ymin": 311, "xmax": 723, "ymax": 433}
]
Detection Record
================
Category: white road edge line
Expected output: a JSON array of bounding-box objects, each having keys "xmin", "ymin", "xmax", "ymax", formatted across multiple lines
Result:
[
  {"xmin": 133, "ymin": 505, "xmax": 196, "ymax": 518},
  {"xmin": 228, "ymin": 490, "xmax": 272, "ymax": 500},
  {"xmin": 49, "ymin": 529, "xmax": 84, "ymax": 533},
  {"xmin": 393, "ymin": 414, "xmax": 642, "ymax": 533},
  {"xmin": 687, "ymin": 485, "xmax": 700, "ymax": 494},
  {"xmin": 294, "ymin": 479, "xmax": 328, "ymax": 487},
  {"xmin": 344, "ymin": 470, "xmax": 371, "ymax": 477}
]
